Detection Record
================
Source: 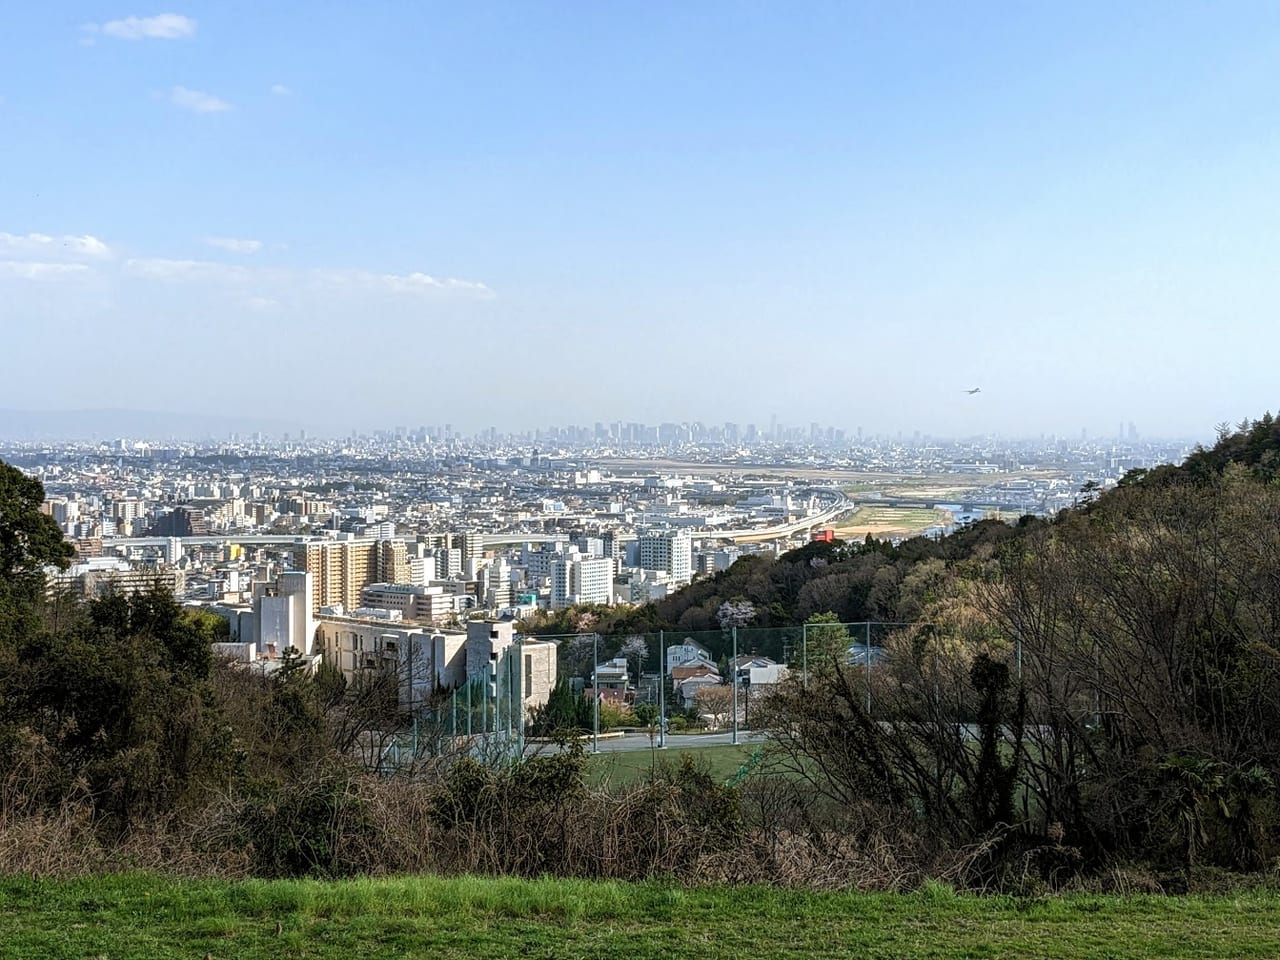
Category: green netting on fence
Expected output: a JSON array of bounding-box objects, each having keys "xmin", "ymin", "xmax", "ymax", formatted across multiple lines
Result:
[{"xmin": 389, "ymin": 622, "xmax": 922, "ymax": 771}]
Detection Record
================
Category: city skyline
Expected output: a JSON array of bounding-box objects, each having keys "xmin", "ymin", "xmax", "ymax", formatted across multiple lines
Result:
[
  {"xmin": 4, "ymin": 4, "xmax": 1280, "ymax": 437},
  {"xmin": 0, "ymin": 403, "xmax": 1183, "ymax": 445}
]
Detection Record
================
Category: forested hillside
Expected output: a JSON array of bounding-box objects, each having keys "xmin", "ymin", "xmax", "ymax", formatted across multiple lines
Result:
[{"xmin": 527, "ymin": 412, "xmax": 1280, "ymax": 640}]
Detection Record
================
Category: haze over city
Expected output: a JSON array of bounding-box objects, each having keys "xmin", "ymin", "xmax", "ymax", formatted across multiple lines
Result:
[{"xmin": 3, "ymin": 3, "xmax": 1280, "ymax": 438}]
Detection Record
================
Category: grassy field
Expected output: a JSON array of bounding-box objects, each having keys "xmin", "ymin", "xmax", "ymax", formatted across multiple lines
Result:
[
  {"xmin": 4, "ymin": 872, "xmax": 1280, "ymax": 959},
  {"xmin": 585, "ymin": 742, "xmax": 760, "ymax": 786},
  {"xmin": 831, "ymin": 505, "xmax": 951, "ymax": 539}
]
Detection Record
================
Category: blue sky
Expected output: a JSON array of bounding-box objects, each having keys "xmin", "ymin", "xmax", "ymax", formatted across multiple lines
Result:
[{"xmin": 3, "ymin": 3, "xmax": 1280, "ymax": 438}]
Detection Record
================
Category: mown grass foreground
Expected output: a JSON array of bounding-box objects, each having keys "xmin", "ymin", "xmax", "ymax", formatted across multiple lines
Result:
[{"xmin": 3, "ymin": 874, "xmax": 1280, "ymax": 959}]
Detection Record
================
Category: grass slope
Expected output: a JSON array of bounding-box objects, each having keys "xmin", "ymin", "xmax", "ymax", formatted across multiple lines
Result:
[{"xmin": 3, "ymin": 873, "xmax": 1280, "ymax": 959}]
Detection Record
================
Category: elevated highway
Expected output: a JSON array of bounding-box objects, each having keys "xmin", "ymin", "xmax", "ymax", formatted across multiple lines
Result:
[{"xmin": 101, "ymin": 489, "xmax": 852, "ymax": 552}]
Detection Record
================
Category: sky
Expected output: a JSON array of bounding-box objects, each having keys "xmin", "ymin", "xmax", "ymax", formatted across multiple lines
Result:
[{"xmin": 3, "ymin": 3, "xmax": 1280, "ymax": 440}]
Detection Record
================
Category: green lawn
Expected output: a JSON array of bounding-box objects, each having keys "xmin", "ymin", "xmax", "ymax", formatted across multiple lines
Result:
[
  {"xmin": 585, "ymin": 742, "xmax": 760, "ymax": 786},
  {"xmin": 4, "ymin": 873, "xmax": 1280, "ymax": 959}
]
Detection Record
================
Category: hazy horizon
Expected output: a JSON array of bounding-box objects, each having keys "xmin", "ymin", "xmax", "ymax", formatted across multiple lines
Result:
[
  {"xmin": 0, "ymin": 404, "xmax": 1211, "ymax": 445},
  {"xmin": 4, "ymin": 4, "xmax": 1279, "ymax": 438}
]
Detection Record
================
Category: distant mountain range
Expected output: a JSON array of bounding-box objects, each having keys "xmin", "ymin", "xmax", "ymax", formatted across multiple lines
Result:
[{"xmin": 0, "ymin": 408, "xmax": 303, "ymax": 442}]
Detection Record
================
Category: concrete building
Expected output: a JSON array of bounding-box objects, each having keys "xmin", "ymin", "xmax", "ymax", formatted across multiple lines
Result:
[
  {"xmin": 638, "ymin": 530, "xmax": 692, "ymax": 585},
  {"xmin": 48, "ymin": 557, "xmax": 181, "ymax": 599},
  {"xmin": 695, "ymin": 547, "xmax": 741, "ymax": 576},
  {"xmin": 436, "ymin": 547, "xmax": 463, "ymax": 579},
  {"xmin": 460, "ymin": 532, "xmax": 486, "ymax": 568},
  {"xmin": 359, "ymin": 582, "xmax": 454, "ymax": 623},
  {"xmin": 464, "ymin": 619, "xmax": 557, "ymax": 712},
  {"xmin": 482, "ymin": 558, "xmax": 514, "ymax": 609},
  {"xmin": 408, "ymin": 555, "xmax": 437, "ymax": 586},
  {"xmin": 518, "ymin": 639, "xmax": 558, "ymax": 712},
  {"xmin": 550, "ymin": 552, "xmax": 613, "ymax": 608},
  {"xmin": 254, "ymin": 570, "xmax": 317, "ymax": 656},
  {"xmin": 292, "ymin": 538, "xmax": 410, "ymax": 613},
  {"xmin": 148, "ymin": 505, "xmax": 209, "ymax": 538},
  {"xmin": 466, "ymin": 619, "xmax": 516, "ymax": 677},
  {"xmin": 316, "ymin": 618, "xmax": 467, "ymax": 710}
]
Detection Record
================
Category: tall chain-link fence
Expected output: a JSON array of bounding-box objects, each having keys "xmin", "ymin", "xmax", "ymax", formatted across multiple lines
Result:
[{"xmin": 381, "ymin": 622, "xmax": 919, "ymax": 769}]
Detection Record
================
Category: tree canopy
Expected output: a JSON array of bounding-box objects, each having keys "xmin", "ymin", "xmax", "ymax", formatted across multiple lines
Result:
[{"xmin": 0, "ymin": 459, "xmax": 73, "ymax": 593}]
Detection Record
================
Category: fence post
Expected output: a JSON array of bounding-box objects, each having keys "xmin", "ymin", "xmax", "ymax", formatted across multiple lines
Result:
[
  {"xmin": 732, "ymin": 626, "xmax": 739, "ymax": 745},
  {"xmin": 516, "ymin": 635, "xmax": 525, "ymax": 760},
  {"xmin": 802, "ymin": 622, "xmax": 808, "ymax": 690},
  {"xmin": 592, "ymin": 631, "xmax": 600, "ymax": 755},
  {"xmin": 865, "ymin": 621, "xmax": 872, "ymax": 716},
  {"xmin": 658, "ymin": 630, "xmax": 666, "ymax": 749}
]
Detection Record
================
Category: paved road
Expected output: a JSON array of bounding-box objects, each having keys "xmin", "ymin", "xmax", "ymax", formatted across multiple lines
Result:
[{"xmin": 539, "ymin": 730, "xmax": 769, "ymax": 755}]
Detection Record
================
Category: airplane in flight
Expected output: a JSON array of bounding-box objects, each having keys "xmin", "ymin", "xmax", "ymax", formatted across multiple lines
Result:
[{"xmin": 964, "ymin": 387, "xmax": 981, "ymax": 395}]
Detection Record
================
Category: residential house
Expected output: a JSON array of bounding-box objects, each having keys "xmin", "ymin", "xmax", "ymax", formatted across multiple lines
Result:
[
  {"xmin": 589, "ymin": 656, "xmax": 633, "ymax": 704},
  {"xmin": 666, "ymin": 638, "xmax": 713, "ymax": 675}
]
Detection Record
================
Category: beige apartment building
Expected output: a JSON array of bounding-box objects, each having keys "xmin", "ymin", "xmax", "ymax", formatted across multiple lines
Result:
[{"xmin": 292, "ymin": 538, "xmax": 410, "ymax": 613}]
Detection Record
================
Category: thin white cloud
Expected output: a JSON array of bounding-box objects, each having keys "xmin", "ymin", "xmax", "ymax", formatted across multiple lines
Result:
[
  {"xmin": 0, "ymin": 261, "xmax": 92, "ymax": 280},
  {"xmin": 204, "ymin": 237, "xmax": 263, "ymax": 254},
  {"xmin": 270, "ymin": 84, "xmax": 292, "ymax": 96},
  {"xmin": 124, "ymin": 258, "xmax": 248, "ymax": 281},
  {"xmin": 314, "ymin": 268, "xmax": 495, "ymax": 298},
  {"xmin": 382, "ymin": 271, "xmax": 493, "ymax": 295},
  {"xmin": 85, "ymin": 13, "xmax": 197, "ymax": 40},
  {"xmin": 0, "ymin": 234, "xmax": 490, "ymax": 303},
  {"xmin": 123, "ymin": 259, "xmax": 492, "ymax": 298},
  {"xmin": 168, "ymin": 86, "xmax": 232, "ymax": 114},
  {"xmin": 0, "ymin": 232, "xmax": 112, "ymax": 259}
]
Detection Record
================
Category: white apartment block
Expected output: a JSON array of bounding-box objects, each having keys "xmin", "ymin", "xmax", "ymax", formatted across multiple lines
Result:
[
  {"xmin": 408, "ymin": 555, "xmax": 437, "ymax": 586},
  {"xmin": 436, "ymin": 547, "xmax": 463, "ymax": 578},
  {"xmin": 550, "ymin": 553, "xmax": 613, "ymax": 608},
  {"xmin": 638, "ymin": 530, "xmax": 692, "ymax": 585},
  {"xmin": 255, "ymin": 570, "xmax": 317, "ymax": 656},
  {"xmin": 359, "ymin": 581, "xmax": 460, "ymax": 623}
]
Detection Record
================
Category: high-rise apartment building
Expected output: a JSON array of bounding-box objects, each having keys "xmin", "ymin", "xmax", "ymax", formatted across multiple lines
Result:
[
  {"xmin": 638, "ymin": 530, "xmax": 692, "ymax": 585},
  {"xmin": 407, "ymin": 555, "xmax": 437, "ymax": 586},
  {"xmin": 482, "ymin": 558, "xmax": 514, "ymax": 609},
  {"xmin": 436, "ymin": 547, "xmax": 463, "ymax": 579},
  {"xmin": 550, "ymin": 553, "xmax": 614, "ymax": 608},
  {"xmin": 148, "ymin": 505, "xmax": 208, "ymax": 537},
  {"xmin": 293, "ymin": 538, "xmax": 410, "ymax": 613},
  {"xmin": 460, "ymin": 532, "xmax": 486, "ymax": 568}
]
